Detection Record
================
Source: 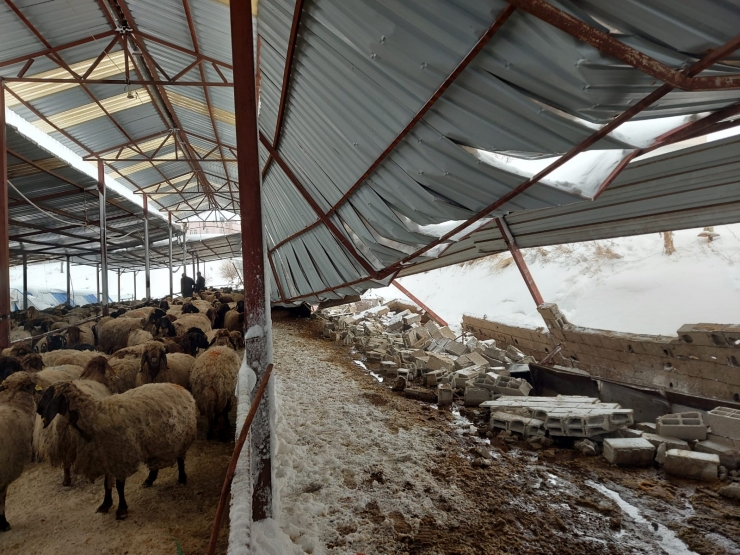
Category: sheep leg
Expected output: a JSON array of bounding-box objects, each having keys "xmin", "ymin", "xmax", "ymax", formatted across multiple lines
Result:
[
  {"xmin": 115, "ymin": 479, "xmax": 128, "ymax": 520},
  {"xmin": 206, "ymin": 417, "xmax": 216, "ymax": 441},
  {"xmin": 96, "ymin": 475, "xmax": 114, "ymax": 514},
  {"xmin": 177, "ymin": 458, "xmax": 187, "ymax": 485},
  {"xmin": 142, "ymin": 468, "xmax": 159, "ymax": 488},
  {"xmin": 0, "ymin": 486, "xmax": 10, "ymax": 531},
  {"xmin": 63, "ymin": 466, "xmax": 72, "ymax": 487}
]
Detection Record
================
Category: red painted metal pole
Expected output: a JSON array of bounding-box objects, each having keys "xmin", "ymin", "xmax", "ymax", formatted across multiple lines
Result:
[
  {"xmin": 0, "ymin": 80, "xmax": 10, "ymax": 348},
  {"xmin": 230, "ymin": 0, "xmax": 273, "ymax": 527},
  {"xmin": 391, "ymin": 280, "xmax": 448, "ymax": 327},
  {"xmin": 495, "ymin": 217, "xmax": 544, "ymax": 307}
]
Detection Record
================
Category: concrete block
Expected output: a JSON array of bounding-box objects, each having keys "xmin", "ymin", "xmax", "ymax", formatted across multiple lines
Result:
[
  {"xmin": 466, "ymin": 351, "xmax": 489, "ymax": 368},
  {"xmin": 603, "ymin": 437, "xmax": 655, "ymax": 466},
  {"xmin": 437, "ymin": 384, "xmax": 453, "ymax": 407},
  {"xmin": 695, "ymin": 440, "xmax": 740, "ymax": 470},
  {"xmin": 433, "ymin": 326, "xmax": 457, "ymax": 341},
  {"xmin": 387, "ymin": 310, "xmax": 411, "ymax": 331},
  {"xmin": 426, "ymin": 353, "xmax": 456, "ymax": 371},
  {"xmin": 493, "ymin": 376, "xmax": 532, "ymax": 397},
  {"xmin": 362, "ymin": 305, "xmax": 389, "ymax": 318},
  {"xmin": 452, "ymin": 366, "xmax": 484, "ymax": 389},
  {"xmin": 705, "ymin": 406, "xmax": 740, "ymax": 440},
  {"xmin": 719, "ymin": 483, "xmax": 740, "ymax": 500},
  {"xmin": 641, "ymin": 433, "xmax": 690, "ymax": 451},
  {"xmin": 445, "ymin": 341, "xmax": 467, "ymax": 357},
  {"xmin": 663, "ymin": 449, "xmax": 719, "ymax": 481},
  {"xmin": 366, "ymin": 350, "xmax": 385, "ymax": 362},
  {"xmin": 506, "ymin": 345, "xmax": 526, "ymax": 361},
  {"xmin": 464, "ymin": 387, "xmax": 491, "ymax": 407},
  {"xmin": 424, "ymin": 320, "xmax": 440, "ymax": 335},
  {"xmin": 656, "ymin": 412, "xmax": 707, "ymax": 441},
  {"xmin": 490, "ymin": 411, "xmax": 545, "ymax": 436},
  {"xmin": 403, "ymin": 313, "xmax": 422, "ymax": 326},
  {"xmin": 454, "ymin": 354, "xmax": 476, "ymax": 370},
  {"xmin": 414, "ymin": 355, "xmax": 429, "ymax": 371},
  {"xmin": 425, "ymin": 369, "xmax": 447, "ymax": 386},
  {"xmin": 380, "ymin": 360, "xmax": 398, "ymax": 371},
  {"xmin": 636, "ymin": 422, "xmax": 657, "ymax": 433},
  {"xmin": 465, "ymin": 337, "xmax": 479, "ymax": 354}
]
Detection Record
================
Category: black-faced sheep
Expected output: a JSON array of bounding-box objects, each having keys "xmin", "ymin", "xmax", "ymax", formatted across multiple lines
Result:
[
  {"xmin": 190, "ymin": 346, "xmax": 241, "ymax": 439},
  {"xmin": 135, "ymin": 343, "xmax": 194, "ymax": 389},
  {"xmin": 97, "ymin": 317, "xmax": 147, "ymax": 354},
  {"xmin": 0, "ymin": 376, "xmax": 37, "ymax": 531},
  {"xmin": 181, "ymin": 303, "xmax": 199, "ymax": 314},
  {"xmin": 213, "ymin": 303, "xmax": 230, "ymax": 329},
  {"xmin": 179, "ymin": 327, "xmax": 210, "ymax": 357},
  {"xmin": 37, "ymin": 382, "xmax": 197, "ymax": 520},
  {"xmin": 0, "ymin": 356, "xmax": 22, "ymax": 382}
]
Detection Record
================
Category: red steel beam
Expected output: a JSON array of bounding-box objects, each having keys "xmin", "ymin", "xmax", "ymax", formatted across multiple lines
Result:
[
  {"xmin": 230, "ymin": 0, "xmax": 273, "ymax": 523},
  {"xmin": 261, "ymin": 0, "xmax": 306, "ymax": 180},
  {"xmin": 0, "ymin": 30, "xmax": 118, "ymax": 69},
  {"xmin": 136, "ymin": 30, "xmax": 233, "ymax": 71},
  {"xmin": 259, "ymin": 132, "xmax": 377, "ymax": 277},
  {"xmin": 507, "ymin": 0, "xmax": 740, "ymax": 91},
  {"xmin": 93, "ymin": 158, "xmax": 237, "ymax": 162},
  {"xmin": 495, "ymin": 217, "xmax": 544, "ymax": 307},
  {"xmin": 391, "ymin": 280, "xmax": 448, "ymax": 327},
  {"xmin": 0, "ymin": 82, "xmax": 10, "ymax": 348}
]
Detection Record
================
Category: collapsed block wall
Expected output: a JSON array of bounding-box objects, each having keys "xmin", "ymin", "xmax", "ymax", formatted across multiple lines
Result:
[{"xmin": 462, "ymin": 304, "xmax": 740, "ymax": 403}]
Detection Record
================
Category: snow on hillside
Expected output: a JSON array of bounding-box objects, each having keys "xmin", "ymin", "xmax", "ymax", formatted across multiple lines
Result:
[{"xmin": 365, "ymin": 224, "xmax": 740, "ymax": 336}]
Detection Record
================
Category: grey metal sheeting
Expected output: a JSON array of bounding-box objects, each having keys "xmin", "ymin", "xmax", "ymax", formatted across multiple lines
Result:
[{"xmin": 258, "ymin": 0, "xmax": 740, "ymax": 304}]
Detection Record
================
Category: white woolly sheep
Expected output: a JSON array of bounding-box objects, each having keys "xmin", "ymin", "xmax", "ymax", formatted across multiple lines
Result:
[
  {"xmin": 38, "ymin": 382, "xmax": 197, "ymax": 520},
  {"xmin": 127, "ymin": 329, "xmax": 153, "ymax": 347},
  {"xmin": 29, "ymin": 371, "xmax": 111, "ymax": 487},
  {"xmin": 172, "ymin": 313, "xmax": 212, "ymax": 336},
  {"xmin": 41, "ymin": 349, "xmax": 98, "ymax": 368},
  {"xmin": 120, "ymin": 307, "xmax": 156, "ymax": 319},
  {"xmin": 135, "ymin": 343, "xmax": 194, "ymax": 389},
  {"xmin": 97, "ymin": 318, "xmax": 146, "ymax": 354},
  {"xmin": 0, "ymin": 376, "xmax": 37, "ymax": 531},
  {"xmin": 190, "ymin": 346, "xmax": 241, "ymax": 439}
]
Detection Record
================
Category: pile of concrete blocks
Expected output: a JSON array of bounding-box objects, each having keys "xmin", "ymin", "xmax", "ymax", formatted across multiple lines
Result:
[
  {"xmin": 480, "ymin": 396, "xmax": 634, "ymax": 438},
  {"xmin": 319, "ymin": 300, "xmax": 536, "ymax": 403}
]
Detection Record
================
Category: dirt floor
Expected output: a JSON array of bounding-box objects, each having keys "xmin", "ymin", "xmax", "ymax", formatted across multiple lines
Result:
[
  {"xmin": 0, "ymin": 411, "xmax": 234, "ymax": 555},
  {"xmin": 269, "ymin": 315, "xmax": 740, "ymax": 555}
]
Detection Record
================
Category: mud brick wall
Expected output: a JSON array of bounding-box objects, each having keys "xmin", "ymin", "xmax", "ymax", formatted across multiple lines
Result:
[{"xmin": 462, "ymin": 304, "xmax": 740, "ymax": 403}]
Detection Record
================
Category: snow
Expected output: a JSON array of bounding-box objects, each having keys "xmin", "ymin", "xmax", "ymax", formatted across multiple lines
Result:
[{"xmin": 364, "ymin": 225, "xmax": 740, "ymax": 336}]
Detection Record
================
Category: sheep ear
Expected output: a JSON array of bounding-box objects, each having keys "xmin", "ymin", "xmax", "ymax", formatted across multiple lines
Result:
[
  {"xmin": 140, "ymin": 351, "xmax": 148, "ymax": 368},
  {"xmin": 160, "ymin": 350, "xmax": 168, "ymax": 367}
]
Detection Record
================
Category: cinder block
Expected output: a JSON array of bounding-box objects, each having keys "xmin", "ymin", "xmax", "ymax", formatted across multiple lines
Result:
[
  {"xmin": 656, "ymin": 412, "xmax": 707, "ymax": 441},
  {"xmin": 506, "ymin": 345, "xmax": 526, "ymax": 361},
  {"xmin": 694, "ymin": 440, "xmax": 740, "ymax": 470},
  {"xmin": 464, "ymin": 387, "xmax": 491, "ymax": 407},
  {"xmin": 433, "ymin": 326, "xmax": 457, "ymax": 341},
  {"xmin": 454, "ymin": 354, "xmax": 475, "ymax": 370},
  {"xmin": 426, "ymin": 353, "xmax": 455, "ymax": 371},
  {"xmin": 705, "ymin": 406, "xmax": 740, "ymax": 440},
  {"xmin": 437, "ymin": 384, "xmax": 453, "ymax": 407},
  {"xmin": 445, "ymin": 341, "xmax": 467, "ymax": 357},
  {"xmin": 603, "ymin": 438, "xmax": 655, "ymax": 466},
  {"xmin": 663, "ymin": 449, "xmax": 719, "ymax": 481},
  {"xmin": 641, "ymin": 433, "xmax": 690, "ymax": 451},
  {"xmin": 494, "ymin": 376, "xmax": 532, "ymax": 397}
]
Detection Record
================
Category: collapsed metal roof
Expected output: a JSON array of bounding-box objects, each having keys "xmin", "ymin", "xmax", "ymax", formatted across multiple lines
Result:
[
  {"xmin": 2, "ymin": 0, "xmax": 740, "ymax": 304},
  {"xmin": 258, "ymin": 0, "xmax": 740, "ymax": 304}
]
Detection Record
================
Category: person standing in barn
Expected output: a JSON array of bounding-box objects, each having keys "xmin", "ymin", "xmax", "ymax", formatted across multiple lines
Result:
[
  {"xmin": 181, "ymin": 273, "xmax": 196, "ymax": 299},
  {"xmin": 195, "ymin": 271, "xmax": 206, "ymax": 294}
]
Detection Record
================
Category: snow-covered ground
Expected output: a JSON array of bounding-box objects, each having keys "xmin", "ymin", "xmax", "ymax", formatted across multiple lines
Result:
[{"xmin": 365, "ymin": 224, "xmax": 740, "ymax": 336}]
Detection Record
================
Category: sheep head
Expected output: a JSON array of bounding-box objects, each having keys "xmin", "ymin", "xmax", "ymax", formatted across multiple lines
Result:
[
  {"xmin": 0, "ymin": 371, "xmax": 42, "ymax": 403},
  {"xmin": 81, "ymin": 356, "xmax": 113, "ymax": 386},
  {"xmin": 140, "ymin": 342, "xmax": 168, "ymax": 379},
  {"xmin": 66, "ymin": 326, "xmax": 81, "ymax": 346},
  {"xmin": 20, "ymin": 353, "xmax": 44, "ymax": 372},
  {"xmin": 0, "ymin": 355, "xmax": 22, "ymax": 382}
]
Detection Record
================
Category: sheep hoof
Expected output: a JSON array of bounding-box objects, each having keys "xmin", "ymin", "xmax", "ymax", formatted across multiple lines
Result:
[
  {"xmin": 96, "ymin": 503, "xmax": 111, "ymax": 514},
  {"xmin": 115, "ymin": 508, "xmax": 128, "ymax": 520},
  {"xmin": 0, "ymin": 516, "xmax": 10, "ymax": 532}
]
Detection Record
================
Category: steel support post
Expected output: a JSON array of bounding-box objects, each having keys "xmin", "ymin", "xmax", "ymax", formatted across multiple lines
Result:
[
  {"xmin": 98, "ymin": 161, "xmax": 109, "ymax": 315},
  {"xmin": 133, "ymin": 271, "xmax": 137, "ymax": 301},
  {"xmin": 118, "ymin": 269, "xmax": 121, "ymax": 303},
  {"xmin": 143, "ymin": 194, "xmax": 151, "ymax": 301},
  {"xmin": 495, "ymin": 217, "xmax": 544, "ymax": 307},
  {"xmin": 391, "ymin": 280, "xmax": 448, "ymax": 327},
  {"xmin": 168, "ymin": 212, "xmax": 174, "ymax": 298},
  {"xmin": 231, "ymin": 0, "xmax": 274, "ymax": 524},
  {"xmin": 96, "ymin": 264, "xmax": 100, "ymax": 302},
  {"xmin": 22, "ymin": 253, "xmax": 28, "ymax": 311},
  {"xmin": 66, "ymin": 255, "xmax": 71, "ymax": 306},
  {"xmin": 0, "ymin": 81, "xmax": 10, "ymax": 348}
]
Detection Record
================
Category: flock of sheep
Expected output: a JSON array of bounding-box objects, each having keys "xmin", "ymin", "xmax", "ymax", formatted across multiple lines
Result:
[{"xmin": 0, "ymin": 289, "xmax": 246, "ymax": 527}]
